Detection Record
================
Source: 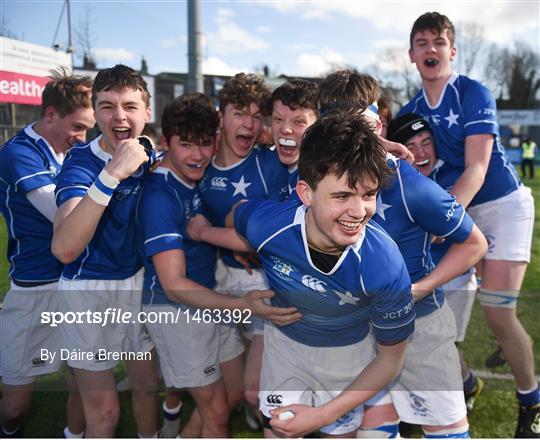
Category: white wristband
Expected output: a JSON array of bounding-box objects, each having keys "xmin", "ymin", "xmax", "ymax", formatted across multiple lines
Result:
[{"xmin": 87, "ymin": 169, "xmax": 120, "ymax": 206}]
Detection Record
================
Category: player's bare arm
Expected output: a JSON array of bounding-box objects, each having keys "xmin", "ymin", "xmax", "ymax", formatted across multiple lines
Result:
[
  {"xmin": 412, "ymin": 224, "xmax": 487, "ymax": 301},
  {"xmin": 188, "ymin": 213, "xmax": 251, "ymax": 252},
  {"xmin": 153, "ymin": 248, "xmax": 301, "ymax": 325},
  {"xmin": 380, "ymin": 136, "xmax": 414, "ymax": 163},
  {"xmin": 449, "ymin": 134, "xmax": 492, "ymax": 208},
  {"xmin": 269, "ymin": 340, "xmax": 408, "ymax": 438}
]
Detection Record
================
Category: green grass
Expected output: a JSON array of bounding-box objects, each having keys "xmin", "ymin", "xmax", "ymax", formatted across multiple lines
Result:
[{"xmin": 0, "ymin": 172, "xmax": 539, "ymax": 437}]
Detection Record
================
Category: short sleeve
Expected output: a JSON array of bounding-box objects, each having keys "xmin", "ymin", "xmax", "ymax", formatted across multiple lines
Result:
[
  {"xmin": 401, "ymin": 162, "xmax": 473, "ymax": 243},
  {"xmin": 234, "ymin": 198, "xmax": 273, "ymax": 249},
  {"xmin": 0, "ymin": 145, "xmax": 52, "ymax": 194},
  {"xmin": 370, "ymin": 256, "xmax": 415, "ymax": 344},
  {"xmin": 54, "ymin": 151, "xmax": 95, "ymax": 206},
  {"xmin": 137, "ymin": 187, "xmax": 184, "ymax": 258},
  {"xmin": 462, "ymin": 80, "xmax": 498, "ymax": 137},
  {"xmin": 258, "ymin": 148, "xmax": 289, "ymax": 201}
]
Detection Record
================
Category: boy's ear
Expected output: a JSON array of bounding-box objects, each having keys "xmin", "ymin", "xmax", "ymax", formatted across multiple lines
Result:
[
  {"xmin": 296, "ymin": 180, "xmax": 313, "ymax": 207},
  {"xmin": 44, "ymin": 106, "xmax": 58, "ymax": 123},
  {"xmin": 374, "ymin": 118, "xmax": 383, "ymax": 136},
  {"xmin": 159, "ymin": 134, "xmax": 170, "ymax": 152},
  {"xmin": 450, "ymin": 45, "xmax": 457, "ymax": 61},
  {"xmin": 218, "ymin": 111, "xmax": 224, "ymax": 130},
  {"xmin": 408, "ymin": 48, "xmax": 415, "ymax": 64}
]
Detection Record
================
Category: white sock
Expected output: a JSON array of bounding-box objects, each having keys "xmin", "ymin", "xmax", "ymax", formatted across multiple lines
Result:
[
  {"xmin": 63, "ymin": 426, "xmax": 84, "ymax": 438},
  {"xmin": 137, "ymin": 432, "xmax": 158, "ymax": 438}
]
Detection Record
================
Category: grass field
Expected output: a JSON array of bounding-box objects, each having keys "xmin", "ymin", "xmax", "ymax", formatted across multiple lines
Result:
[{"xmin": 0, "ymin": 172, "xmax": 538, "ymax": 437}]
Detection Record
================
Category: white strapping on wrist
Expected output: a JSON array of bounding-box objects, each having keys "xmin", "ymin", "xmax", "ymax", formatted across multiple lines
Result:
[{"xmin": 86, "ymin": 169, "xmax": 120, "ymax": 206}]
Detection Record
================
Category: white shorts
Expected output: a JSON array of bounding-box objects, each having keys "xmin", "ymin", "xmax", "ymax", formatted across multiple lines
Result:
[
  {"xmin": 143, "ymin": 305, "xmax": 220, "ymax": 388},
  {"xmin": 1, "ymin": 281, "xmax": 62, "ymax": 385},
  {"xmin": 259, "ymin": 324, "xmax": 380, "ymax": 436},
  {"xmin": 390, "ymin": 302, "xmax": 466, "ymax": 426},
  {"xmin": 218, "ymin": 321, "xmax": 245, "ymax": 363},
  {"xmin": 468, "ymin": 185, "xmax": 534, "ymax": 262},
  {"xmin": 442, "ymin": 271, "xmax": 477, "ymax": 342},
  {"xmin": 57, "ymin": 270, "xmax": 154, "ymax": 371},
  {"xmin": 216, "ymin": 258, "xmax": 268, "ymax": 339}
]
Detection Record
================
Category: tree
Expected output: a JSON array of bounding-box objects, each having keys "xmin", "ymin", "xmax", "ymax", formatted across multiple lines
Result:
[
  {"xmin": 0, "ymin": 15, "xmax": 18, "ymax": 40},
  {"xmin": 366, "ymin": 46, "xmax": 421, "ymax": 105},
  {"xmin": 75, "ymin": 5, "xmax": 97, "ymax": 67},
  {"xmin": 483, "ymin": 41, "xmax": 540, "ymax": 108},
  {"xmin": 455, "ymin": 21, "xmax": 486, "ymax": 78}
]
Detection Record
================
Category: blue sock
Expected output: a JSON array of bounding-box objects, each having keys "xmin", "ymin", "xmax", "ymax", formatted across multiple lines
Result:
[
  {"xmin": 516, "ymin": 385, "xmax": 540, "ymax": 407},
  {"xmin": 463, "ymin": 371, "xmax": 477, "ymax": 394}
]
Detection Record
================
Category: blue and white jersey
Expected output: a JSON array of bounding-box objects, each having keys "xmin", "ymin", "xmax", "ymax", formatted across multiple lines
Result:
[
  {"xmin": 399, "ymin": 73, "xmax": 520, "ymax": 207},
  {"xmin": 55, "ymin": 136, "xmax": 148, "ymax": 280},
  {"xmin": 0, "ymin": 124, "xmax": 64, "ymax": 283},
  {"xmin": 136, "ymin": 167, "xmax": 216, "ymax": 306},
  {"xmin": 198, "ymin": 146, "xmax": 288, "ymax": 268},
  {"xmin": 235, "ymin": 198, "xmax": 415, "ymax": 348},
  {"xmin": 428, "ymin": 160, "xmax": 473, "ymax": 273},
  {"xmin": 287, "ymin": 165, "xmax": 299, "ymax": 198},
  {"xmin": 372, "ymin": 157, "xmax": 473, "ymax": 318}
]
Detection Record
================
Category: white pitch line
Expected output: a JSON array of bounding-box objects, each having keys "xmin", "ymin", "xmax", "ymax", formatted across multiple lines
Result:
[{"xmin": 472, "ymin": 369, "xmax": 540, "ymax": 382}]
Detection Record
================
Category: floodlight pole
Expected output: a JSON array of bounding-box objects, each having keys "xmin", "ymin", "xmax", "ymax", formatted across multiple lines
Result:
[
  {"xmin": 187, "ymin": 0, "xmax": 203, "ymax": 93},
  {"xmin": 66, "ymin": 0, "xmax": 74, "ymax": 67}
]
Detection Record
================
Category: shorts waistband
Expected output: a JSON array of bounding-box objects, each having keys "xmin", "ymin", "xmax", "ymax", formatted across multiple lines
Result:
[{"xmin": 12, "ymin": 279, "xmax": 58, "ymax": 288}]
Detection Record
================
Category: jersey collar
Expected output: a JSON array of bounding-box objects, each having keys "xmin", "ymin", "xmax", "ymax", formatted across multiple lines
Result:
[
  {"xmin": 422, "ymin": 71, "xmax": 459, "ymax": 110},
  {"xmin": 89, "ymin": 135, "xmax": 113, "ymax": 162},
  {"xmin": 24, "ymin": 123, "xmax": 65, "ymax": 165},
  {"xmin": 288, "ymin": 163, "xmax": 298, "ymax": 174},
  {"xmin": 296, "ymin": 205, "xmax": 365, "ymax": 275},
  {"xmin": 154, "ymin": 166, "xmax": 195, "ymax": 190},
  {"xmin": 211, "ymin": 147, "xmax": 255, "ymax": 171}
]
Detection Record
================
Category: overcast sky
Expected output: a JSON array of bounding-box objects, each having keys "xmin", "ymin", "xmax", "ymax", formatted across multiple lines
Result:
[{"xmin": 4, "ymin": 1, "xmax": 539, "ymax": 77}]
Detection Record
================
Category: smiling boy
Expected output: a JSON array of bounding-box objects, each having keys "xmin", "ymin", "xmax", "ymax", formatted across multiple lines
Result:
[
  {"xmin": 269, "ymin": 79, "xmax": 318, "ymax": 196},
  {"xmin": 402, "ymin": 13, "xmax": 537, "ymax": 436},
  {"xmin": 231, "ymin": 113, "xmax": 415, "ymax": 438},
  {"xmin": 0, "ymin": 69, "xmax": 94, "ymax": 439}
]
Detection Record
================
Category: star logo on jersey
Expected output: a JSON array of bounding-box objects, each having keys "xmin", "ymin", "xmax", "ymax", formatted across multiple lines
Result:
[
  {"xmin": 333, "ymin": 290, "xmax": 360, "ymax": 305},
  {"xmin": 375, "ymin": 194, "xmax": 392, "ymax": 221},
  {"xmin": 231, "ymin": 175, "xmax": 252, "ymax": 197},
  {"xmin": 444, "ymin": 109, "xmax": 459, "ymax": 129}
]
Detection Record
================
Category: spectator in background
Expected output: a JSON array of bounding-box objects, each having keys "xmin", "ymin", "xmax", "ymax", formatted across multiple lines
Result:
[{"xmin": 521, "ymin": 137, "xmax": 537, "ymax": 180}]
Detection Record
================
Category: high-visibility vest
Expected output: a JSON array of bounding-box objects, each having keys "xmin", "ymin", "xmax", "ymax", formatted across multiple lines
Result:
[{"xmin": 522, "ymin": 141, "xmax": 536, "ymax": 159}]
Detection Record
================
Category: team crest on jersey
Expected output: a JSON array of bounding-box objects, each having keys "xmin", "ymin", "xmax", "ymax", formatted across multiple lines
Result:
[
  {"xmin": 408, "ymin": 393, "xmax": 428, "ymax": 416},
  {"xmin": 198, "ymin": 175, "xmax": 208, "ymax": 191},
  {"xmin": 114, "ymin": 183, "xmax": 140, "ymax": 202},
  {"xmin": 48, "ymin": 164, "xmax": 58, "ymax": 178},
  {"xmin": 271, "ymin": 257, "xmax": 295, "ymax": 280},
  {"xmin": 192, "ymin": 193, "xmax": 201, "ymax": 210},
  {"xmin": 184, "ymin": 200, "xmax": 192, "ymax": 220}
]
